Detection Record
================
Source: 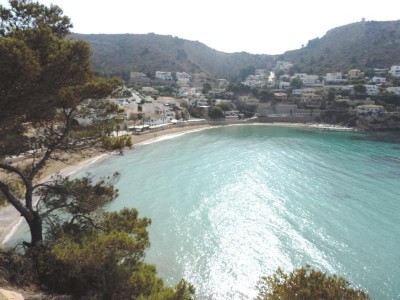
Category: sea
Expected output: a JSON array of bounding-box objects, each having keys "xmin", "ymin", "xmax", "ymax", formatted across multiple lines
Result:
[{"xmin": 7, "ymin": 125, "xmax": 400, "ymax": 299}]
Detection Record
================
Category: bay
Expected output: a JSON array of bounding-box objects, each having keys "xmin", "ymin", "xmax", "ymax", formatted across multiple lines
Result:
[{"xmin": 10, "ymin": 125, "xmax": 400, "ymax": 299}]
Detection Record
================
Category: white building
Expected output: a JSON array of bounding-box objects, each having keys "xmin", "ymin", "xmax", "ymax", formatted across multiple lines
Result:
[
  {"xmin": 303, "ymin": 75, "xmax": 319, "ymax": 85},
  {"xmin": 189, "ymin": 97, "xmax": 209, "ymax": 107},
  {"xmin": 278, "ymin": 82, "xmax": 291, "ymax": 90},
  {"xmin": 243, "ymin": 74, "xmax": 265, "ymax": 88},
  {"xmin": 176, "ymin": 72, "xmax": 191, "ymax": 82},
  {"xmin": 325, "ymin": 72, "xmax": 344, "ymax": 83},
  {"xmin": 217, "ymin": 78, "xmax": 229, "ymax": 88},
  {"xmin": 342, "ymin": 85, "xmax": 354, "ymax": 95},
  {"xmin": 364, "ymin": 85, "xmax": 380, "ymax": 96},
  {"xmin": 386, "ymin": 87, "xmax": 400, "ymax": 95},
  {"xmin": 356, "ymin": 105, "xmax": 385, "ymax": 116},
  {"xmin": 371, "ymin": 76, "xmax": 387, "ymax": 84},
  {"xmin": 292, "ymin": 73, "xmax": 320, "ymax": 86},
  {"xmin": 389, "ymin": 65, "xmax": 400, "ymax": 78},
  {"xmin": 155, "ymin": 71, "xmax": 173, "ymax": 80},
  {"xmin": 292, "ymin": 88, "xmax": 316, "ymax": 96}
]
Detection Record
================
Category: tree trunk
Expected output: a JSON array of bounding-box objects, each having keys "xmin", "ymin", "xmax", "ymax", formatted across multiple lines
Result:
[{"xmin": 27, "ymin": 214, "xmax": 43, "ymax": 246}]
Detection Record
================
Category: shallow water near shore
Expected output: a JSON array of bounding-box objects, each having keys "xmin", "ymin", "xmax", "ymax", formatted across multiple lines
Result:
[{"xmin": 8, "ymin": 125, "xmax": 400, "ymax": 299}]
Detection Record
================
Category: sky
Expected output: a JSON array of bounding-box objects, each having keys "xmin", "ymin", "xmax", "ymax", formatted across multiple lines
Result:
[{"xmin": 2, "ymin": 0, "xmax": 400, "ymax": 54}]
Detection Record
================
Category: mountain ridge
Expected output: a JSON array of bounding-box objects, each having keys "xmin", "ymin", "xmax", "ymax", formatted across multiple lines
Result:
[{"xmin": 71, "ymin": 20, "xmax": 400, "ymax": 79}]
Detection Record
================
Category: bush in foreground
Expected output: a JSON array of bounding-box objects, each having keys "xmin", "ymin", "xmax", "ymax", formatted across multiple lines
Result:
[{"xmin": 256, "ymin": 265, "xmax": 370, "ymax": 300}]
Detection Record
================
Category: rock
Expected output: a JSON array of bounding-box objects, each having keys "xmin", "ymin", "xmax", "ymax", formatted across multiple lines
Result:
[{"xmin": 0, "ymin": 289, "xmax": 24, "ymax": 300}]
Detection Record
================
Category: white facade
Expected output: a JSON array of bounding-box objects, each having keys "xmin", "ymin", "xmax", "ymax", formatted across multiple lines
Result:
[
  {"xmin": 386, "ymin": 87, "xmax": 400, "ymax": 95},
  {"xmin": 292, "ymin": 88, "xmax": 315, "ymax": 96},
  {"xmin": 189, "ymin": 97, "xmax": 209, "ymax": 107},
  {"xmin": 356, "ymin": 105, "xmax": 385, "ymax": 116},
  {"xmin": 292, "ymin": 89, "xmax": 302, "ymax": 96},
  {"xmin": 278, "ymin": 82, "xmax": 291, "ymax": 90},
  {"xmin": 292, "ymin": 73, "xmax": 319, "ymax": 85},
  {"xmin": 365, "ymin": 85, "xmax": 380, "ymax": 96},
  {"xmin": 371, "ymin": 76, "xmax": 387, "ymax": 84},
  {"xmin": 243, "ymin": 75, "xmax": 265, "ymax": 88},
  {"xmin": 389, "ymin": 65, "xmax": 400, "ymax": 78},
  {"xmin": 348, "ymin": 69, "xmax": 363, "ymax": 79},
  {"xmin": 155, "ymin": 71, "xmax": 173, "ymax": 80},
  {"xmin": 325, "ymin": 72, "xmax": 343, "ymax": 83},
  {"xmin": 303, "ymin": 75, "xmax": 319, "ymax": 85},
  {"xmin": 176, "ymin": 72, "xmax": 191, "ymax": 82},
  {"xmin": 217, "ymin": 78, "xmax": 229, "ymax": 88},
  {"xmin": 148, "ymin": 115, "xmax": 169, "ymax": 126}
]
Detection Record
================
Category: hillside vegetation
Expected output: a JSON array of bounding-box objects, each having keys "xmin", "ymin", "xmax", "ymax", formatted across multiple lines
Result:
[
  {"xmin": 71, "ymin": 33, "xmax": 275, "ymax": 80},
  {"xmin": 283, "ymin": 20, "xmax": 400, "ymax": 74},
  {"xmin": 72, "ymin": 20, "xmax": 400, "ymax": 79}
]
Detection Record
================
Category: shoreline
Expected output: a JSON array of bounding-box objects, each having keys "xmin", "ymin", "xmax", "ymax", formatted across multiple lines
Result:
[
  {"xmin": 0, "ymin": 121, "xmax": 354, "ymax": 245},
  {"xmin": 0, "ymin": 123, "xmax": 212, "ymax": 245}
]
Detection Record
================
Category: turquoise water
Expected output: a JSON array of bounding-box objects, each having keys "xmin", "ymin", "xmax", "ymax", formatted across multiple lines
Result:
[
  {"xmin": 74, "ymin": 125, "xmax": 400, "ymax": 299},
  {"xmin": 9, "ymin": 125, "xmax": 400, "ymax": 299}
]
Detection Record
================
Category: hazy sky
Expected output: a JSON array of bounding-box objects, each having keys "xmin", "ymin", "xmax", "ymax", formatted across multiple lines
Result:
[{"xmin": 2, "ymin": 0, "xmax": 400, "ymax": 54}]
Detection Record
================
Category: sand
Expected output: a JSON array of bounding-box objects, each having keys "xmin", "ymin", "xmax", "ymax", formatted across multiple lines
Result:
[
  {"xmin": 0, "ymin": 121, "xmax": 354, "ymax": 245},
  {"xmin": 0, "ymin": 123, "xmax": 212, "ymax": 245}
]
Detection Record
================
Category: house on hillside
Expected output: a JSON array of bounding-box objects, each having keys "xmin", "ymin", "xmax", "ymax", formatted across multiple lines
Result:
[
  {"xmin": 325, "ymin": 72, "xmax": 344, "ymax": 83},
  {"xmin": 191, "ymin": 73, "xmax": 209, "ymax": 88},
  {"xmin": 130, "ymin": 72, "xmax": 147, "ymax": 79},
  {"xmin": 155, "ymin": 71, "xmax": 173, "ymax": 81},
  {"xmin": 238, "ymin": 95, "xmax": 260, "ymax": 105},
  {"xmin": 364, "ymin": 85, "xmax": 380, "ymax": 96},
  {"xmin": 176, "ymin": 72, "xmax": 191, "ymax": 82},
  {"xmin": 292, "ymin": 73, "xmax": 320, "ymax": 86},
  {"xmin": 370, "ymin": 76, "xmax": 386, "ymax": 84},
  {"xmin": 215, "ymin": 99, "xmax": 233, "ymax": 106},
  {"xmin": 386, "ymin": 87, "xmax": 400, "ymax": 95},
  {"xmin": 176, "ymin": 72, "xmax": 191, "ymax": 87},
  {"xmin": 278, "ymin": 82, "xmax": 291, "ymax": 90},
  {"xmin": 356, "ymin": 104, "xmax": 385, "ymax": 116},
  {"xmin": 293, "ymin": 88, "xmax": 316, "ymax": 97},
  {"xmin": 243, "ymin": 75, "xmax": 265, "ymax": 88},
  {"xmin": 299, "ymin": 88, "xmax": 322, "ymax": 108},
  {"xmin": 373, "ymin": 68, "xmax": 389, "ymax": 76},
  {"xmin": 389, "ymin": 65, "xmax": 400, "ymax": 78},
  {"xmin": 273, "ymin": 93, "xmax": 288, "ymax": 102},
  {"xmin": 348, "ymin": 69, "xmax": 364, "ymax": 80},
  {"xmin": 189, "ymin": 97, "xmax": 209, "ymax": 107},
  {"xmin": 217, "ymin": 78, "xmax": 229, "ymax": 88}
]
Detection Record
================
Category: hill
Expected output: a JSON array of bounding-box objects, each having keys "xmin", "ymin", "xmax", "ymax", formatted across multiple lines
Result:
[
  {"xmin": 282, "ymin": 20, "xmax": 400, "ymax": 74},
  {"xmin": 71, "ymin": 33, "xmax": 275, "ymax": 80},
  {"xmin": 72, "ymin": 20, "xmax": 400, "ymax": 80}
]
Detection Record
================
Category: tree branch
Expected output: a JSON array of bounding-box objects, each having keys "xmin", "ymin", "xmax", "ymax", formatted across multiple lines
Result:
[
  {"xmin": 0, "ymin": 180, "xmax": 34, "ymax": 221},
  {"xmin": 28, "ymin": 107, "xmax": 76, "ymax": 180},
  {"xmin": 69, "ymin": 214, "xmax": 105, "ymax": 231},
  {"xmin": 0, "ymin": 162, "xmax": 34, "ymax": 210}
]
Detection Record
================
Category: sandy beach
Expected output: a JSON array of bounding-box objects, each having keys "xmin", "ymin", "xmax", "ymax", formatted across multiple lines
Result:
[
  {"xmin": 0, "ymin": 121, "xmax": 354, "ymax": 245},
  {"xmin": 0, "ymin": 123, "xmax": 213, "ymax": 245}
]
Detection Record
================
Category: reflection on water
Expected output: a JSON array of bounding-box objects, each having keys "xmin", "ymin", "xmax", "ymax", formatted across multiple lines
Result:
[{"xmin": 7, "ymin": 125, "xmax": 400, "ymax": 299}]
